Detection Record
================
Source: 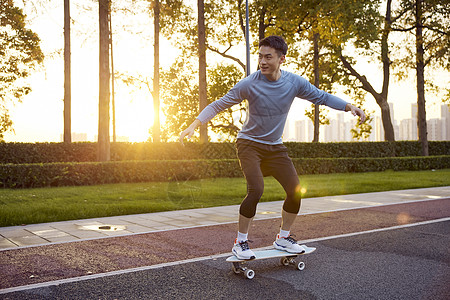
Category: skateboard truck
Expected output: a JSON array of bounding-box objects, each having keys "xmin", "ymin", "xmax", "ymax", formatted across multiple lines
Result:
[{"xmin": 280, "ymin": 255, "xmax": 306, "ymax": 270}]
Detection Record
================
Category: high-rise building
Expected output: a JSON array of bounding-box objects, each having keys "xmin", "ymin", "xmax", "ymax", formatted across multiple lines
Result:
[
  {"xmin": 411, "ymin": 103, "xmax": 418, "ymax": 140},
  {"xmin": 399, "ymin": 119, "xmax": 416, "ymax": 140},
  {"xmin": 427, "ymin": 119, "xmax": 444, "ymax": 141},
  {"xmin": 295, "ymin": 120, "xmax": 306, "ymax": 142},
  {"xmin": 442, "ymin": 104, "xmax": 450, "ymax": 140},
  {"xmin": 60, "ymin": 132, "xmax": 88, "ymax": 142},
  {"xmin": 282, "ymin": 121, "xmax": 290, "ymax": 141}
]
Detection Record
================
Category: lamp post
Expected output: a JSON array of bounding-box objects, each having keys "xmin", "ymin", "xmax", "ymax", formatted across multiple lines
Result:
[{"xmin": 245, "ymin": 0, "xmax": 250, "ymax": 76}]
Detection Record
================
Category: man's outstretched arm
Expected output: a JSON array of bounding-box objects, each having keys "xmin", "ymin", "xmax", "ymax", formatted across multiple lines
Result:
[{"xmin": 179, "ymin": 119, "xmax": 202, "ymax": 145}]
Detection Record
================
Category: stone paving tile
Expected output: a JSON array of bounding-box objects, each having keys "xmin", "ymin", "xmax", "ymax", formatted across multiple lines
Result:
[
  {"xmin": 0, "ymin": 237, "xmax": 17, "ymax": 249},
  {"xmin": 69, "ymin": 230, "xmax": 107, "ymax": 239},
  {"xmin": 0, "ymin": 229, "xmax": 30, "ymax": 239},
  {"xmin": 49, "ymin": 224, "xmax": 82, "ymax": 233},
  {"xmin": 29, "ymin": 229, "xmax": 71, "ymax": 239},
  {"xmin": 8, "ymin": 235, "xmax": 48, "ymax": 247}
]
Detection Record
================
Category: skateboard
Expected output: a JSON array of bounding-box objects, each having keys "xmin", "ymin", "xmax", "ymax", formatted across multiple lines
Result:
[{"xmin": 226, "ymin": 245, "xmax": 316, "ymax": 279}]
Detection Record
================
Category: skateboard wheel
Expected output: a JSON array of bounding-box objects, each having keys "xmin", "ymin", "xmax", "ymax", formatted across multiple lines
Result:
[
  {"xmin": 245, "ymin": 269, "xmax": 255, "ymax": 279},
  {"xmin": 281, "ymin": 257, "xmax": 290, "ymax": 266},
  {"xmin": 297, "ymin": 261, "xmax": 305, "ymax": 271}
]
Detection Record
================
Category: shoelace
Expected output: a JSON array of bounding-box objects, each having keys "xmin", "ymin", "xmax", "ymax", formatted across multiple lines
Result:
[
  {"xmin": 283, "ymin": 235, "xmax": 298, "ymax": 244},
  {"xmin": 238, "ymin": 240, "xmax": 253, "ymax": 250}
]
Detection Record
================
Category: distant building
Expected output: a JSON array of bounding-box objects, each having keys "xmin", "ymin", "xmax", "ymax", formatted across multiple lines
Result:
[
  {"xmin": 295, "ymin": 120, "xmax": 306, "ymax": 142},
  {"xmin": 60, "ymin": 132, "xmax": 88, "ymax": 142},
  {"xmin": 285, "ymin": 102, "xmax": 449, "ymax": 142},
  {"xmin": 442, "ymin": 104, "xmax": 450, "ymax": 140}
]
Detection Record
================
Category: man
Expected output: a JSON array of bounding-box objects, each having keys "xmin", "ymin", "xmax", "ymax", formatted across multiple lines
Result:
[{"xmin": 179, "ymin": 35, "xmax": 366, "ymax": 260}]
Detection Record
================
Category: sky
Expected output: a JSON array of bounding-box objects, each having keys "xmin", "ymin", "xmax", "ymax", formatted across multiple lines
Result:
[{"xmin": 3, "ymin": 0, "xmax": 448, "ymax": 143}]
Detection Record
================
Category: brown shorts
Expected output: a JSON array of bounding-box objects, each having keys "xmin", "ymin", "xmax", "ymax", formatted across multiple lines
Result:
[{"xmin": 236, "ymin": 139, "xmax": 301, "ymax": 218}]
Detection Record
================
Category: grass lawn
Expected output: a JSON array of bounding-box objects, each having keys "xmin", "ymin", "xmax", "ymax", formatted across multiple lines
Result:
[{"xmin": 0, "ymin": 169, "xmax": 449, "ymax": 227}]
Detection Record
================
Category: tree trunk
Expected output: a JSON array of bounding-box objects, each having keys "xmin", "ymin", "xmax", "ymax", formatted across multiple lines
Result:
[
  {"xmin": 415, "ymin": 0, "xmax": 428, "ymax": 156},
  {"xmin": 64, "ymin": 0, "xmax": 71, "ymax": 143},
  {"xmin": 152, "ymin": 0, "xmax": 161, "ymax": 143},
  {"xmin": 312, "ymin": 32, "xmax": 320, "ymax": 143},
  {"xmin": 380, "ymin": 0, "xmax": 395, "ymax": 142},
  {"xmin": 198, "ymin": 0, "xmax": 208, "ymax": 143},
  {"xmin": 379, "ymin": 101, "xmax": 395, "ymax": 142},
  {"xmin": 109, "ymin": 6, "xmax": 116, "ymax": 143},
  {"xmin": 98, "ymin": 0, "xmax": 110, "ymax": 161}
]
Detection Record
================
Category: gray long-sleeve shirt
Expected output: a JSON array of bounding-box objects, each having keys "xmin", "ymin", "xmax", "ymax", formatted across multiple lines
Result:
[{"xmin": 197, "ymin": 70, "xmax": 348, "ymax": 145}]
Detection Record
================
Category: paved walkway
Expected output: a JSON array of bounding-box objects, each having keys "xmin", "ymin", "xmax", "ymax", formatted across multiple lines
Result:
[{"xmin": 1, "ymin": 186, "xmax": 448, "ymax": 251}]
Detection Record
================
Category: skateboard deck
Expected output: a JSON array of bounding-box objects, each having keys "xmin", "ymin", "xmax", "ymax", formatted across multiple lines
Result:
[{"xmin": 226, "ymin": 245, "xmax": 316, "ymax": 279}]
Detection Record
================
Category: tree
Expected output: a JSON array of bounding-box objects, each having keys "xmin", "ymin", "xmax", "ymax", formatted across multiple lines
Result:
[
  {"xmin": 0, "ymin": 0, "xmax": 43, "ymax": 140},
  {"xmin": 392, "ymin": 0, "xmax": 450, "ymax": 155},
  {"xmin": 98, "ymin": 0, "xmax": 110, "ymax": 161},
  {"xmin": 198, "ymin": 0, "xmax": 208, "ymax": 143},
  {"xmin": 338, "ymin": 0, "xmax": 396, "ymax": 141},
  {"xmin": 152, "ymin": 0, "xmax": 161, "ymax": 143},
  {"xmin": 64, "ymin": 0, "xmax": 71, "ymax": 143},
  {"xmin": 415, "ymin": 0, "xmax": 428, "ymax": 155},
  {"xmin": 109, "ymin": 2, "xmax": 116, "ymax": 143}
]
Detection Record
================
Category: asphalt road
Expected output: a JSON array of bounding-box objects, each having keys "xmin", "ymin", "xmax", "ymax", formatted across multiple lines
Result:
[{"xmin": 2, "ymin": 220, "xmax": 449, "ymax": 300}]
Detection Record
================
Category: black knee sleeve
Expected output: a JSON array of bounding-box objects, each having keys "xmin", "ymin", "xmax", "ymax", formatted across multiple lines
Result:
[
  {"xmin": 239, "ymin": 188, "xmax": 263, "ymax": 218},
  {"xmin": 282, "ymin": 191, "xmax": 302, "ymax": 214}
]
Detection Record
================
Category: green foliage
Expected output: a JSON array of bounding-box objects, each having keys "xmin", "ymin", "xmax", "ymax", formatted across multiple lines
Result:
[
  {"xmin": 160, "ymin": 58, "xmax": 200, "ymax": 142},
  {"xmin": 1, "ymin": 141, "xmax": 449, "ymax": 164},
  {"xmin": 304, "ymin": 104, "xmax": 330, "ymax": 127},
  {"xmin": 207, "ymin": 64, "xmax": 246, "ymax": 141},
  {"xmin": 0, "ymin": 0, "xmax": 44, "ymax": 140},
  {"xmin": 0, "ymin": 159, "xmax": 242, "ymax": 188},
  {"xmin": 1, "ymin": 155, "xmax": 448, "ymax": 189},
  {"xmin": 346, "ymin": 86, "xmax": 374, "ymax": 140},
  {"xmin": 393, "ymin": 0, "xmax": 450, "ymax": 70},
  {"xmin": 1, "ymin": 141, "xmax": 449, "ymax": 189}
]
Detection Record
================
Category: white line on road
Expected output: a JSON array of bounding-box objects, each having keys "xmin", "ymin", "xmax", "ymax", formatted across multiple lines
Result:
[{"xmin": 1, "ymin": 217, "xmax": 449, "ymax": 295}]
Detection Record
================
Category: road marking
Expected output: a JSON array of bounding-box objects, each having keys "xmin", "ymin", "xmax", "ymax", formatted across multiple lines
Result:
[{"xmin": 1, "ymin": 216, "xmax": 449, "ymax": 295}]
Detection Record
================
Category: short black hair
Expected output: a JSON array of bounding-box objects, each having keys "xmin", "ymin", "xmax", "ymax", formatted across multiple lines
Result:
[{"xmin": 259, "ymin": 35, "xmax": 288, "ymax": 56}]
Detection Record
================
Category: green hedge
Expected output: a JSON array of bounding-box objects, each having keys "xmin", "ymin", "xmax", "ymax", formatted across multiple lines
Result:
[
  {"xmin": 0, "ymin": 141, "xmax": 449, "ymax": 163},
  {"xmin": 2, "ymin": 156, "xmax": 449, "ymax": 189}
]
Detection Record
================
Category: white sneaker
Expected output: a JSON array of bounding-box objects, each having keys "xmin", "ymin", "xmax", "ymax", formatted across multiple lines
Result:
[
  {"xmin": 273, "ymin": 234, "xmax": 306, "ymax": 254},
  {"xmin": 232, "ymin": 239, "xmax": 256, "ymax": 260}
]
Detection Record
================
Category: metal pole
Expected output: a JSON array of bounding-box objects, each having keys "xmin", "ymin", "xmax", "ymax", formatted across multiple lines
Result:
[{"xmin": 245, "ymin": 0, "xmax": 250, "ymax": 76}]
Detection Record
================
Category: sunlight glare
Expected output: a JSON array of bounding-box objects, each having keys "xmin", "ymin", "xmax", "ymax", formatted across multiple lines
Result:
[{"xmin": 115, "ymin": 89, "xmax": 154, "ymax": 142}]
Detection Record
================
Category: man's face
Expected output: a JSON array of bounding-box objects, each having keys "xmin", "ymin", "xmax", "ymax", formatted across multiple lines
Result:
[{"xmin": 258, "ymin": 46, "xmax": 285, "ymax": 78}]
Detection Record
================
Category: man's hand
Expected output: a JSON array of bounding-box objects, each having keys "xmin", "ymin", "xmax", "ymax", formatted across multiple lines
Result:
[
  {"xmin": 345, "ymin": 104, "xmax": 366, "ymax": 124},
  {"xmin": 179, "ymin": 119, "xmax": 202, "ymax": 145}
]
